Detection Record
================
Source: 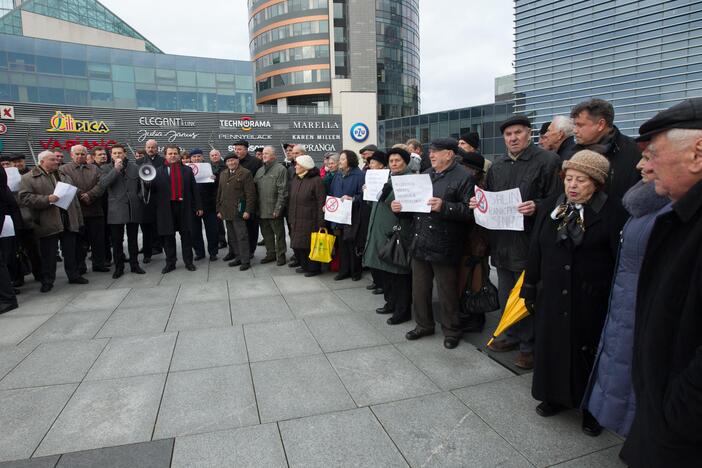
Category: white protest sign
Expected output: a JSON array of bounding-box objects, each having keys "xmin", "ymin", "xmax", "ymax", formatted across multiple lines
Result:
[
  {"xmin": 5, "ymin": 167, "xmax": 20, "ymax": 192},
  {"xmin": 323, "ymin": 196, "xmax": 352, "ymax": 225},
  {"xmin": 188, "ymin": 163, "xmax": 215, "ymax": 183},
  {"xmin": 363, "ymin": 169, "xmax": 389, "ymax": 202},
  {"xmin": 474, "ymin": 187, "xmax": 524, "ymax": 231},
  {"xmin": 391, "ymin": 174, "xmax": 432, "ymax": 213},
  {"xmin": 0, "ymin": 215, "xmax": 14, "ymax": 238},
  {"xmin": 51, "ymin": 181, "xmax": 78, "ymax": 210}
]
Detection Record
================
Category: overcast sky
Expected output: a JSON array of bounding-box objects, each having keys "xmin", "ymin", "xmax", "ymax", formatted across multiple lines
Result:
[{"xmin": 102, "ymin": 0, "xmax": 514, "ymax": 114}]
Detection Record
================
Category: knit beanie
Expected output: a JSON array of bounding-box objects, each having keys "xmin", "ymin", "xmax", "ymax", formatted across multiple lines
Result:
[
  {"xmin": 387, "ymin": 148, "xmax": 410, "ymax": 164},
  {"xmin": 295, "ymin": 154, "xmax": 315, "ymax": 170},
  {"xmin": 562, "ymin": 150, "xmax": 610, "ymax": 185}
]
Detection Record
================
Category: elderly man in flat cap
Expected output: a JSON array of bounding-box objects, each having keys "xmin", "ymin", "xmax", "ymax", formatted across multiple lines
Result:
[
  {"xmin": 472, "ymin": 115, "xmax": 559, "ymax": 369},
  {"xmin": 619, "ymin": 97, "xmax": 702, "ymax": 468},
  {"xmin": 393, "ymin": 138, "xmax": 474, "ymax": 350}
]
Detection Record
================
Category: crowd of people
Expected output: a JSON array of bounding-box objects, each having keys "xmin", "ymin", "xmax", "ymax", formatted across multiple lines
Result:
[{"xmin": 1, "ymin": 96, "xmax": 701, "ymax": 466}]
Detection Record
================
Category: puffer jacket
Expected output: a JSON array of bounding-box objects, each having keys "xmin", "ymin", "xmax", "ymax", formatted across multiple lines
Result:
[
  {"xmin": 583, "ymin": 181, "xmax": 671, "ymax": 436},
  {"xmin": 409, "ymin": 161, "xmax": 474, "ymax": 264},
  {"xmin": 485, "ymin": 143, "xmax": 559, "ymax": 271}
]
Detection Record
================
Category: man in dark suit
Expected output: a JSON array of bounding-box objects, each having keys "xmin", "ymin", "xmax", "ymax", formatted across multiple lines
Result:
[
  {"xmin": 136, "ymin": 139, "xmax": 165, "ymax": 263},
  {"xmin": 151, "ymin": 145, "xmax": 202, "ymax": 274}
]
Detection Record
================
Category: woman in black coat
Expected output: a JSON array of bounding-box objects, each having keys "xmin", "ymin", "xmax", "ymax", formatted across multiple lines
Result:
[{"xmin": 520, "ymin": 150, "xmax": 627, "ymax": 436}]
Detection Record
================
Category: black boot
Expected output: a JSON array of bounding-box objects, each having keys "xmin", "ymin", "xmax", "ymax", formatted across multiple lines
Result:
[{"xmin": 463, "ymin": 313, "xmax": 486, "ymax": 333}]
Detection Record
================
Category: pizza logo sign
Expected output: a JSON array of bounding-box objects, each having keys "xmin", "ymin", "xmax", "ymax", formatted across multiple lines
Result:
[{"xmin": 47, "ymin": 111, "xmax": 110, "ymax": 134}]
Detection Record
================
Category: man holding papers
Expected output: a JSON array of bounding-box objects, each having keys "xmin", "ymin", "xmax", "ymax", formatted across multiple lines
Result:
[
  {"xmin": 19, "ymin": 150, "xmax": 86, "ymax": 293},
  {"xmin": 392, "ymin": 138, "xmax": 475, "ymax": 349},
  {"xmin": 0, "ymin": 165, "xmax": 19, "ymax": 312}
]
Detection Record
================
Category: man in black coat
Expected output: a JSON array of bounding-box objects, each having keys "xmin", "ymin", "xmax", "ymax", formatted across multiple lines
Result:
[
  {"xmin": 188, "ymin": 149, "xmax": 219, "ymax": 262},
  {"xmin": 0, "ymin": 166, "xmax": 19, "ymax": 314},
  {"xmin": 231, "ymin": 140, "xmax": 262, "ymax": 258},
  {"xmin": 393, "ymin": 138, "xmax": 474, "ymax": 350},
  {"xmin": 620, "ymin": 98, "xmax": 702, "ymax": 467},
  {"xmin": 151, "ymin": 145, "xmax": 202, "ymax": 274},
  {"xmin": 209, "ymin": 148, "xmax": 228, "ymax": 249},
  {"xmin": 479, "ymin": 115, "xmax": 560, "ymax": 369},
  {"xmin": 571, "ymin": 98, "xmax": 640, "ymax": 201},
  {"xmin": 137, "ymin": 139, "xmax": 165, "ymax": 263}
]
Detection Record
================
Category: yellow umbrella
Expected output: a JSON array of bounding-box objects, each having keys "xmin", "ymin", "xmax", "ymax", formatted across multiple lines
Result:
[{"xmin": 487, "ymin": 271, "xmax": 529, "ymax": 347}]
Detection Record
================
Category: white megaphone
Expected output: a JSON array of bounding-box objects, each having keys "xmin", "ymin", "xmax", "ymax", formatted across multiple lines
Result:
[{"xmin": 138, "ymin": 163, "xmax": 156, "ymax": 182}]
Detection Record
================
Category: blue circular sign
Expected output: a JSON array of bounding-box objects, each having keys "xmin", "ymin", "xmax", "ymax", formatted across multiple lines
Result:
[{"xmin": 350, "ymin": 122, "xmax": 369, "ymax": 143}]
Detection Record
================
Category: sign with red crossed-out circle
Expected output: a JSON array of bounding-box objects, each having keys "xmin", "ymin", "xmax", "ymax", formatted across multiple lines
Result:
[
  {"xmin": 187, "ymin": 163, "xmax": 199, "ymax": 176},
  {"xmin": 475, "ymin": 187, "xmax": 488, "ymax": 214},
  {"xmin": 325, "ymin": 197, "xmax": 339, "ymax": 212}
]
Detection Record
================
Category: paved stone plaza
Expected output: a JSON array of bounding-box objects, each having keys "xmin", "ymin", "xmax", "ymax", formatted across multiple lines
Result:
[{"xmin": 0, "ymin": 250, "xmax": 626, "ymax": 467}]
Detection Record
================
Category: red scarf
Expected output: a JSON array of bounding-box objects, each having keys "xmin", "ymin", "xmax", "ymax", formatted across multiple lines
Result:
[{"xmin": 166, "ymin": 160, "xmax": 183, "ymax": 201}]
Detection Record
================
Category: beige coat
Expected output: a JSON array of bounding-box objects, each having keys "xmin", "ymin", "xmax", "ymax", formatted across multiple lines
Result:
[
  {"xmin": 19, "ymin": 166, "xmax": 83, "ymax": 238},
  {"xmin": 59, "ymin": 162, "xmax": 104, "ymax": 217}
]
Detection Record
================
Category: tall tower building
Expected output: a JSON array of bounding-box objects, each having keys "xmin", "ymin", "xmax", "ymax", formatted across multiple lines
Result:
[{"xmin": 248, "ymin": 0, "xmax": 420, "ymax": 121}]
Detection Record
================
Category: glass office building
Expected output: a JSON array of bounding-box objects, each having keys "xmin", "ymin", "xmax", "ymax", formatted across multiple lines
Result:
[
  {"xmin": 514, "ymin": 0, "xmax": 702, "ymax": 136},
  {"xmin": 0, "ymin": 33, "xmax": 254, "ymax": 112},
  {"xmin": 378, "ymin": 101, "xmax": 514, "ymax": 159}
]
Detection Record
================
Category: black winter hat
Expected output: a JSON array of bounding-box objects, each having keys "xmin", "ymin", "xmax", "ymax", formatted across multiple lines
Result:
[
  {"xmin": 430, "ymin": 137, "xmax": 459, "ymax": 153},
  {"xmin": 637, "ymin": 97, "xmax": 702, "ymax": 142},
  {"xmin": 9, "ymin": 153, "xmax": 25, "ymax": 161},
  {"xmin": 233, "ymin": 139, "xmax": 249, "ymax": 148},
  {"xmin": 369, "ymin": 150, "xmax": 387, "ymax": 167},
  {"xmin": 500, "ymin": 115, "xmax": 532, "ymax": 133},
  {"xmin": 458, "ymin": 149, "xmax": 485, "ymax": 172},
  {"xmin": 359, "ymin": 144, "xmax": 378, "ymax": 154},
  {"xmin": 189, "ymin": 148, "xmax": 203, "ymax": 156},
  {"xmin": 459, "ymin": 132, "xmax": 480, "ymax": 149},
  {"xmin": 224, "ymin": 151, "xmax": 238, "ymax": 161},
  {"xmin": 387, "ymin": 148, "xmax": 411, "ymax": 164}
]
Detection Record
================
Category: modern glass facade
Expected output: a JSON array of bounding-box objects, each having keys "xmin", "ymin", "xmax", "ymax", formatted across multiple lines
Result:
[
  {"xmin": 514, "ymin": 0, "xmax": 702, "ymax": 136},
  {"xmin": 0, "ymin": 0, "xmax": 162, "ymax": 52},
  {"xmin": 0, "ymin": 34, "xmax": 254, "ymax": 112},
  {"xmin": 378, "ymin": 101, "xmax": 514, "ymax": 159},
  {"xmin": 375, "ymin": 0, "xmax": 420, "ymax": 120}
]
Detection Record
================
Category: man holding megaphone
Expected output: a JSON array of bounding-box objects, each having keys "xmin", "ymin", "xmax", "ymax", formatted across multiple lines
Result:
[{"xmin": 151, "ymin": 145, "xmax": 202, "ymax": 274}]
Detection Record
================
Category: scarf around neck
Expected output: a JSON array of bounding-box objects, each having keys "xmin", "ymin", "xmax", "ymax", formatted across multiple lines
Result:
[{"xmin": 166, "ymin": 160, "xmax": 183, "ymax": 201}]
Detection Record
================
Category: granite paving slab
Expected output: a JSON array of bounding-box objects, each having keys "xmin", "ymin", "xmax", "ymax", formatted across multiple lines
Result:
[
  {"xmin": 55, "ymin": 438, "xmax": 174, "ymax": 468},
  {"xmin": 95, "ymin": 306, "xmax": 172, "ymax": 338},
  {"xmin": 0, "ymin": 384, "xmax": 77, "ymax": 462},
  {"xmin": 0, "ymin": 344, "xmax": 36, "ymax": 381},
  {"xmin": 0, "ymin": 315, "xmax": 54, "ymax": 346},
  {"xmin": 284, "ymin": 292, "xmax": 353, "ymax": 319},
  {"xmin": 372, "ymin": 392, "xmax": 532, "ymax": 467},
  {"xmin": 85, "ymin": 333, "xmax": 176, "ymax": 381},
  {"xmin": 175, "ymin": 281, "xmax": 228, "ymax": 304},
  {"xmin": 0, "ymin": 340, "xmax": 107, "ymax": 390},
  {"xmin": 166, "ymin": 301, "xmax": 231, "ymax": 331},
  {"xmin": 304, "ymin": 314, "xmax": 389, "ymax": 352},
  {"xmin": 279, "ymin": 407, "xmax": 408, "ymax": 468},
  {"xmin": 327, "ymin": 345, "xmax": 440, "ymax": 406},
  {"xmin": 20, "ymin": 310, "xmax": 113, "ymax": 346},
  {"xmin": 0, "ymin": 456, "xmax": 59, "ymax": 468},
  {"xmin": 13, "ymin": 292, "xmax": 77, "ymax": 316},
  {"xmin": 358, "ymin": 309, "xmax": 417, "ymax": 344},
  {"xmin": 153, "ymin": 365, "xmax": 258, "ymax": 439},
  {"xmin": 226, "ymin": 277, "xmax": 281, "ymax": 299},
  {"xmin": 171, "ymin": 424, "xmax": 287, "ymax": 468},
  {"xmin": 229, "ymin": 295, "xmax": 294, "ymax": 324},
  {"xmin": 35, "ymin": 374, "xmax": 166, "ymax": 457},
  {"xmin": 170, "ymin": 327, "xmax": 248, "ymax": 372},
  {"xmin": 251, "ymin": 354, "xmax": 355, "ymax": 422},
  {"xmin": 121, "ymin": 286, "xmax": 180, "ymax": 308},
  {"xmin": 334, "ymin": 287, "xmax": 386, "ymax": 312},
  {"xmin": 272, "ymin": 274, "xmax": 328, "ymax": 295},
  {"xmin": 551, "ymin": 445, "xmax": 625, "ymax": 467},
  {"xmin": 59, "ymin": 288, "xmax": 130, "ymax": 313},
  {"xmin": 244, "ymin": 320, "xmax": 322, "ymax": 362}
]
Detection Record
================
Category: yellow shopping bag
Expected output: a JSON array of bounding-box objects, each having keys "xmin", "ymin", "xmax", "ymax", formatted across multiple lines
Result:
[{"xmin": 309, "ymin": 228, "xmax": 335, "ymax": 263}]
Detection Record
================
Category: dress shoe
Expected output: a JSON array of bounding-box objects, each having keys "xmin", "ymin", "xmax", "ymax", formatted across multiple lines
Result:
[
  {"xmin": 405, "ymin": 328, "xmax": 435, "ymax": 340},
  {"xmin": 535, "ymin": 401, "xmax": 566, "ymax": 418},
  {"xmin": 487, "ymin": 339, "xmax": 519, "ymax": 353},
  {"xmin": 257, "ymin": 239, "xmax": 265, "ymax": 246},
  {"xmin": 131, "ymin": 265, "xmax": 146, "ymax": 274},
  {"xmin": 239, "ymin": 263, "xmax": 251, "ymax": 271},
  {"xmin": 40, "ymin": 283, "xmax": 53, "ymax": 293},
  {"xmin": 295, "ymin": 267, "xmax": 306, "ymax": 274},
  {"xmin": 351, "ymin": 274, "xmax": 362, "ymax": 281},
  {"xmin": 185, "ymin": 264, "xmax": 197, "ymax": 272},
  {"xmin": 69, "ymin": 277, "xmax": 89, "ymax": 285},
  {"xmin": 112, "ymin": 268, "xmax": 124, "ymax": 279},
  {"xmin": 92, "ymin": 266, "xmax": 110, "ymax": 273},
  {"xmin": 276, "ymin": 258, "xmax": 287, "ymax": 266},
  {"xmin": 210, "ymin": 255, "xmax": 218, "ymax": 261},
  {"xmin": 229, "ymin": 258, "xmax": 242, "ymax": 267},
  {"xmin": 223, "ymin": 252, "xmax": 236, "ymax": 261},
  {"xmin": 161, "ymin": 264, "xmax": 176, "ymax": 274},
  {"xmin": 260, "ymin": 256, "xmax": 276, "ymax": 264},
  {"xmin": 288, "ymin": 260, "xmax": 300, "ymax": 268},
  {"xmin": 386, "ymin": 316, "xmax": 410, "ymax": 325},
  {"xmin": 515, "ymin": 351, "xmax": 534, "ymax": 370},
  {"xmin": 582, "ymin": 410, "xmax": 602, "ymax": 437},
  {"xmin": 143, "ymin": 256, "xmax": 152, "ymax": 264},
  {"xmin": 304, "ymin": 271, "xmax": 320, "ymax": 277},
  {"xmin": 372, "ymin": 288, "xmax": 384, "ymax": 295},
  {"xmin": 444, "ymin": 337, "xmax": 460, "ymax": 349},
  {"xmin": 0, "ymin": 303, "xmax": 18, "ymax": 315},
  {"xmin": 334, "ymin": 273, "xmax": 350, "ymax": 281},
  {"xmin": 463, "ymin": 313, "xmax": 486, "ymax": 333},
  {"xmin": 194, "ymin": 254, "xmax": 206, "ymax": 261},
  {"xmin": 376, "ymin": 306, "xmax": 393, "ymax": 314},
  {"xmin": 366, "ymin": 283, "xmax": 377, "ymax": 290}
]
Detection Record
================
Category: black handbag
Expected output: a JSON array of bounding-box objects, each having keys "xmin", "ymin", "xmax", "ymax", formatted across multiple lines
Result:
[
  {"xmin": 461, "ymin": 274, "xmax": 500, "ymax": 315},
  {"xmin": 378, "ymin": 225, "xmax": 410, "ymax": 269}
]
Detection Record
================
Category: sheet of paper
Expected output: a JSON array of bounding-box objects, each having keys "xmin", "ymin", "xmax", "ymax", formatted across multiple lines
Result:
[
  {"xmin": 391, "ymin": 174, "xmax": 432, "ymax": 213},
  {"xmin": 51, "ymin": 181, "xmax": 78, "ymax": 210},
  {"xmin": 0, "ymin": 215, "xmax": 14, "ymax": 238},
  {"xmin": 5, "ymin": 167, "xmax": 20, "ymax": 192},
  {"xmin": 323, "ymin": 196, "xmax": 353, "ymax": 225},
  {"xmin": 473, "ymin": 187, "xmax": 524, "ymax": 231},
  {"xmin": 363, "ymin": 169, "xmax": 390, "ymax": 202},
  {"xmin": 188, "ymin": 163, "xmax": 215, "ymax": 183}
]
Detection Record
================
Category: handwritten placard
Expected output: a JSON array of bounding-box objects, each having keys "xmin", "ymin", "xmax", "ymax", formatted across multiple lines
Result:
[
  {"xmin": 363, "ymin": 169, "xmax": 389, "ymax": 202},
  {"xmin": 391, "ymin": 174, "xmax": 432, "ymax": 213},
  {"xmin": 474, "ymin": 187, "xmax": 524, "ymax": 231}
]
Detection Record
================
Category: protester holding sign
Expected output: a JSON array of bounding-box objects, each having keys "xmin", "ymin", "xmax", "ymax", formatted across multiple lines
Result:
[
  {"xmin": 329, "ymin": 149, "xmax": 365, "ymax": 281},
  {"xmin": 0, "ymin": 166, "xmax": 19, "ymax": 313},
  {"xmin": 189, "ymin": 149, "xmax": 219, "ymax": 262},
  {"xmin": 394, "ymin": 138, "xmax": 475, "ymax": 349}
]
